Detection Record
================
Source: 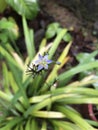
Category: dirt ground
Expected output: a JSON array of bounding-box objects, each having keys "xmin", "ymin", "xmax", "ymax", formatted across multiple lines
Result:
[{"xmin": 40, "ymin": 0, "xmax": 81, "ymax": 30}]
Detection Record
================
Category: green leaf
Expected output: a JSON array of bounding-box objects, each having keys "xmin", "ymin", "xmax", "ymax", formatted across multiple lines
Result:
[
  {"xmin": 19, "ymin": 124, "xmax": 24, "ymax": 130},
  {"xmin": 58, "ymin": 61, "xmax": 98, "ymax": 86},
  {"xmin": 25, "ymin": 118, "xmax": 31, "ymax": 130},
  {"xmin": 31, "ymin": 111, "xmax": 65, "ymax": 118},
  {"xmin": 9, "ymin": 64, "xmax": 29, "ymax": 108},
  {"xmin": 9, "ymin": 72, "xmax": 19, "ymax": 93},
  {"xmin": 40, "ymin": 42, "xmax": 72, "ymax": 93},
  {"xmin": 24, "ymin": 93, "xmax": 80, "ymax": 117},
  {"xmin": 60, "ymin": 97, "xmax": 98, "ymax": 104},
  {"xmin": 63, "ymin": 32, "xmax": 72, "ymax": 42},
  {"xmin": 14, "ymin": 124, "xmax": 20, "ymax": 130},
  {"xmin": 0, "ymin": 90, "xmax": 12, "ymax": 102},
  {"xmin": 2, "ymin": 62, "xmax": 10, "ymax": 94},
  {"xmin": 10, "ymin": 76, "xmax": 31, "ymax": 109},
  {"xmin": 22, "ymin": 16, "xmax": 35, "ymax": 60},
  {"xmin": 0, "ymin": 18, "xmax": 19, "ymax": 41},
  {"xmin": 52, "ymin": 120, "xmax": 81, "ymax": 130},
  {"xmin": 0, "ymin": 32, "xmax": 8, "ymax": 43},
  {"xmin": 56, "ymin": 106, "xmax": 95, "ymax": 130},
  {"xmin": 5, "ymin": 0, "xmax": 39, "ymax": 19},
  {"xmin": 0, "ymin": 117, "xmax": 23, "ymax": 130},
  {"xmin": 31, "ymin": 118, "xmax": 39, "ymax": 130},
  {"xmin": 76, "ymin": 51, "xmax": 98, "ymax": 64},
  {"xmin": 49, "ymin": 29, "xmax": 67, "ymax": 59},
  {"xmin": 0, "ymin": 46, "xmax": 29, "ymax": 108},
  {"xmin": 0, "ymin": 0, "xmax": 7, "ymax": 13},
  {"xmin": 45, "ymin": 23, "xmax": 60, "ymax": 39},
  {"xmin": 56, "ymin": 28, "xmax": 72, "ymax": 42},
  {"xmin": 93, "ymin": 75, "xmax": 98, "ymax": 89},
  {"xmin": 87, "ymin": 119, "xmax": 98, "ymax": 127},
  {"xmin": 41, "ymin": 121, "xmax": 47, "ymax": 130}
]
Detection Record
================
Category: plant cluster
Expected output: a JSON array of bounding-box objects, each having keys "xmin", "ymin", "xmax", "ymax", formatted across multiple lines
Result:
[{"xmin": 0, "ymin": 0, "xmax": 98, "ymax": 130}]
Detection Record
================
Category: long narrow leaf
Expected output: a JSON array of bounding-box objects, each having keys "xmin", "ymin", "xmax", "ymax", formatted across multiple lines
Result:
[
  {"xmin": 56, "ymin": 106, "xmax": 96, "ymax": 130},
  {"xmin": 40, "ymin": 42, "xmax": 72, "ymax": 92},
  {"xmin": 22, "ymin": 16, "xmax": 35, "ymax": 60},
  {"xmin": 0, "ymin": 46, "xmax": 21, "ymax": 69},
  {"xmin": 49, "ymin": 29, "xmax": 67, "ymax": 59},
  {"xmin": 31, "ymin": 110, "xmax": 65, "ymax": 118},
  {"xmin": 25, "ymin": 118, "xmax": 31, "ymax": 130},
  {"xmin": 31, "ymin": 118, "xmax": 39, "ymax": 130},
  {"xmin": 0, "ymin": 117, "xmax": 23, "ymax": 130},
  {"xmin": 52, "ymin": 120, "xmax": 81, "ymax": 130},
  {"xmin": 2, "ymin": 62, "xmax": 10, "ymax": 94},
  {"xmin": 58, "ymin": 61, "xmax": 98, "ymax": 86}
]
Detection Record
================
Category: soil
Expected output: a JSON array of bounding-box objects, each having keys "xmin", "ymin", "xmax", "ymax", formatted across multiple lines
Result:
[
  {"xmin": 40, "ymin": 0, "xmax": 97, "ymax": 35},
  {"xmin": 40, "ymin": 0, "xmax": 81, "ymax": 30}
]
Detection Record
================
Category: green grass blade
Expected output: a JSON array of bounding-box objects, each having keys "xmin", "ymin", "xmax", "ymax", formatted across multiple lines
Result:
[
  {"xmin": 31, "ymin": 110, "xmax": 65, "ymax": 118},
  {"xmin": 0, "ymin": 90, "xmax": 12, "ymax": 101},
  {"xmin": 48, "ymin": 29, "xmax": 67, "ymax": 59},
  {"xmin": 61, "ymin": 97, "xmax": 98, "ymax": 104},
  {"xmin": 41, "ymin": 121, "xmax": 47, "ymax": 130},
  {"xmin": 2, "ymin": 62, "xmax": 10, "ymax": 94},
  {"xmin": 17, "ymin": 124, "xmax": 24, "ymax": 130},
  {"xmin": 56, "ymin": 106, "xmax": 96, "ymax": 130},
  {"xmin": 76, "ymin": 50, "xmax": 98, "ymax": 65},
  {"xmin": 30, "ymin": 118, "xmax": 39, "ymax": 130},
  {"xmin": 0, "ymin": 117, "xmax": 23, "ymax": 130},
  {"xmin": 0, "ymin": 45, "xmax": 21, "ymax": 69},
  {"xmin": 8, "ymin": 63, "xmax": 29, "ymax": 108},
  {"xmin": 58, "ymin": 61, "xmax": 98, "ymax": 86},
  {"xmin": 14, "ymin": 124, "xmax": 20, "ymax": 130},
  {"xmin": 86, "ymin": 119, "xmax": 98, "ymax": 127},
  {"xmin": 10, "ymin": 75, "xmax": 31, "ymax": 106},
  {"xmin": 24, "ymin": 94, "xmax": 77, "ymax": 117},
  {"xmin": 52, "ymin": 120, "xmax": 81, "ymax": 130},
  {"xmin": 40, "ymin": 42, "xmax": 72, "ymax": 93},
  {"xmin": 22, "ymin": 16, "xmax": 35, "ymax": 60},
  {"xmin": 29, "ymin": 29, "xmax": 36, "ymax": 55},
  {"xmin": 25, "ymin": 118, "xmax": 31, "ymax": 130},
  {"xmin": 9, "ymin": 72, "xmax": 18, "ymax": 93}
]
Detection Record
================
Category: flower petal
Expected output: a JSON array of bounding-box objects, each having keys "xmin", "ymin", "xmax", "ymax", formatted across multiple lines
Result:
[
  {"xmin": 43, "ymin": 54, "xmax": 48, "ymax": 60},
  {"xmin": 39, "ymin": 54, "xmax": 43, "ymax": 60},
  {"xmin": 37, "ymin": 65, "xmax": 44, "ymax": 71},
  {"xmin": 46, "ymin": 59, "xmax": 53, "ymax": 64},
  {"xmin": 35, "ymin": 60, "xmax": 40, "ymax": 65}
]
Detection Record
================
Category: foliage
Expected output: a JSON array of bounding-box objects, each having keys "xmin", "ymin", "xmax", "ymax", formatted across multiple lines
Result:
[
  {"xmin": 76, "ymin": 51, "xmax": 98, "ymax": 87},
  {"xmin": 0, "ymin": 0, "xmax": 39, "ymax": 57},
  {"xmin": 76, "ymin": 52, "xmax": 98, "ymax": 118},
  {"xmin": 0, "ymin": 17, "xmax": 19, "ymax": 43},
  {"xmin": 0, "ymin": 0, "xmax": 7, "ymax": 13},
  {"xmin": 45, "ymin": 22, "xmax": 72, "ymax": 42},
  {"xmin": 0, "ymin": 17, "xmax": 20, "ymax": 59},
  {"xmin": 0, "ymin": 1, "xmax": 98, "ymax": 129},
  {"xmin": 5, "ymin": 0, "xmax": 39, "ymax": 20},
  {"xmin": 0, "ymin": 17, "xmax": 98, "ymax": 130},
  {"xmin": 0, "ymin": 0, "xmax": 39, "ymax": 19}
]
